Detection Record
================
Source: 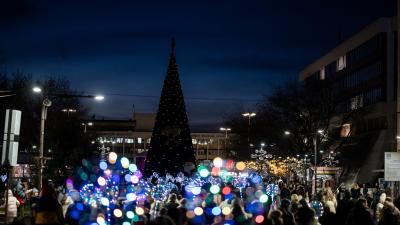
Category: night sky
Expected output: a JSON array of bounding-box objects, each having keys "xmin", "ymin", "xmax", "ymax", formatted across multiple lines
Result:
[{"xmin": 0, "ymin": 0, "xmax": 395, "ymax": 128}]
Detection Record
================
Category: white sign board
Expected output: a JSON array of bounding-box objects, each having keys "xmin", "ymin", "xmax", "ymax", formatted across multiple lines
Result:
[{"xmin": 384, "ymin": 152, "xmax": 400, "ymax": 181}]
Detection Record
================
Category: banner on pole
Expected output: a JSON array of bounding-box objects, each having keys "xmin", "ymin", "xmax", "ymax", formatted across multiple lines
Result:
[{"xmin": 2, "ymin": 109, "xmax": 21, "ymax": 166}]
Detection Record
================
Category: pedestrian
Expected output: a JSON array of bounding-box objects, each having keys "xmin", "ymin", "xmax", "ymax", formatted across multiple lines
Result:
[
  {"xmin": 34, "ymin": 185, "xmax": 64, "ymax": 225},
  {"xmin": 164, "ymin": 193, "xmax": 179, "ymax": 210},
  {"xmin": 345, "ymin": 198, "xmax": 374, "ymax": 225},
  {"xmin": 1, "ymin": 189, "xmax": 20, "ymax": 224}
]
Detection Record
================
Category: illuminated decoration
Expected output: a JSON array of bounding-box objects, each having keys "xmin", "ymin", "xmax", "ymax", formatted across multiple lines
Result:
[
  {"xmin": 72, "ymin": 155, "xmax": 295, "ymax": 225},
  {"xmin": 113, "ymin": 209, "xmax": 122, "ymax": 218},
  {"xmin": 126, "ymin": 193, "xmax": 137, "ymax": 201},
  {"xmin": 100, "ymin": 197, "xmax": 109, "ymax": 206},
  {"xmin": 213, "ymin": 157, "xmax": 223, "ymax": 168},
  {"xmin": 199, "ymin": 168, "xmax": 210, "ymax": 177},
  {"xmin": 120, "ymin": 157, "xmax": 129, "ymax": 169},
  {"xmin": 210, "ymin": 185, "xmax": 220, "ymax": 194},
  {"xmin": 236, "ymin": 161, "xmax": 246, "ymax": 171},
  {"xmin": 311, "ymin": 200, "xmax": 324, "ymax": 218},
  {"xmin": 222, "ymin": 186, "xmax": 231, "ymax": 195},
  {"xmin": 99, "ymin": 161, "xmax": 107, "ymax": 170},
  {"xmin": 144, "ymin": 39, "xmax": 195, "ymax": 176},
  {"xmin": 108, "ymin": 152, "xmax": 117, "ymax": 164},
  {"xmin": 135, "ymin": 207, "xmax": 144, "ymax": 216},
  {"xmin": 129, "ymin": 164, "xmax": 137, "ymax": 172},
  {"xmin": 259, "ymin": 194, "xmax": 269, "ymax": 203},
  {"xmin": 122, "ymin": 222, "xmax": 130, "ymax": 225},
  {"xmin": 97, "ymin": 177, "xmax": 106, "ymax": 186},
  {"xmin": 126, "ymin": 211, "xmax": 134, "ymax": 219},
  {"xmin": 222, "ymin": 207, "xmax": 231, "ymax": 215},
  {"xmin": 194, "ymin": 207, "xmax": 204, "ymax": 216},
  {"xmin": 212, "ymin": 207, "xmax": 221, "ymax": 216},
  {"xmin": 192, "ymin": 186, "xmax": 201, "ymax": 195},
  {"xmin": 255, "ymin": 215, "xmax": 264, "ymax": 223}
]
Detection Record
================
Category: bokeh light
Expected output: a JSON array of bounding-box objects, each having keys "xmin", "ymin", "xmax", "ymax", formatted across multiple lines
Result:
[
  {"xmin": 213, "ymin": 157, "xmax": 223, "ymax": 168},
  {"xmin": 97, "ymin": 177, "xmax": 106, "ymax": 186},
  {"xmin": 120, "ymin": 157, "xmax": 129, "ymax": 169},
  {"xmin": 129, "ymin": 164, "xmax": 137, "ymax": 172},
  {"xmin": 135, "ymin": 207, "xmax": 144, "ymax": 216},
  {"xmin": 236, "ymin": 161, "xmax": 246, "ymax": 171},
  {"xmin": 113, "ymin": 209, "xmax": 123, "ymax": 218},
  {"xmin": 99, "ymin": 161, "xmax": 107, "ymax": 170},
  {"xmin": 210, "ymin": 185, "xmax": 220, "ymax": 194},
  {"xmin": 194, "ymin": 207, "xmax": 204, "ymax": 216},
  {"xmin": 255, "ymin": 215, "xmax": 265, "ymax": 223}
]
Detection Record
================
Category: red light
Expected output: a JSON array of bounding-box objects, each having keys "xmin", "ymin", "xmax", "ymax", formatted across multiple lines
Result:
[
  {"xmin": 211, "ymin": 167, "xmax": 220, "ymax": 176},
  {"xmin": 255, "ymin": 215, "xmax": 264, "ymax": 223},
  {"xmin": 226, "ymin": 160, "xmax": 234, "ymax": 170}
]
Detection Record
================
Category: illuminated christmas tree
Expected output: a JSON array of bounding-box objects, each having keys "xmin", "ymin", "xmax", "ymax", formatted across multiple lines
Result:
[{"xmin": 144, "ymin": 39, "xmax": 195, "ymax": 176}]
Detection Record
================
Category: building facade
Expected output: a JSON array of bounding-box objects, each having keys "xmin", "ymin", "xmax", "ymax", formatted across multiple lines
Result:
[
  {"xmin": 299, "ymin": 16, "xmax": 399, "ymax": 182},
  {"xmin": 89, "ymin": 113, "xmax": 232, "ymax": 169}
]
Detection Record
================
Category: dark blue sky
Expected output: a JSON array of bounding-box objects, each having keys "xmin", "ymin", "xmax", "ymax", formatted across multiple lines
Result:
[{"xmin": 0, "ymin": 0, "xmax": 395, "ymax": 127}]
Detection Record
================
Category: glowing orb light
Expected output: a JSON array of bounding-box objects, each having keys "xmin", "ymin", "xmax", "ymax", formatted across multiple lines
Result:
[
  {"xmin": 122, "ymin": 222, "xmax": 130, "ymax": 225},
  {"xmin": 124, "ymin": 174, "xmax": 131, "ymax": 182},
  {"xmin": 226, "ymin": 159, "xmax": 234, "ymax": 170},
  {"xmin": 97, "ymin": 177, "xmax": 106, "ymax": 186},
  {"xmin": 199, "ymin": 168, "xmax": 210, "ymax": 177},
  {"xmin": 96, "ymin": 216, "xmax": 105, "ymax": 225},
  {"xmin": 236, "ymin": 161, "xmax": 246, "ymax": 171},
  {"xmin": 120, "ymin": 157, "xmax": 129, "ymax": 169},
  {"xmin": 259, "ymin": 194, "xmax": 269, "ymax": 203},
  {"xmin": 129, "ymin": 164, "xmax": 137, "ymax": 172},
  {"xmin": 135, "ymin": 207, "xmax": 144, "ymax": 216},
  {"xmin": 100, "ymin": 197, "xmax": 109, "ymax": 206},
  {"xmin": 108, "ymin": 152, "xmax": 117, "ymax": 164},
  {"xmin": 186, "ymin": 211, "xmax": 195, "ymax": 219},
  {"xmin": 192, "ymin": 186, "xmax": 201, "ymax": 195},
  {"xmin": 194, "ymin": 207, "xmax": 204, "ymax": 216},
  {"xmin": 255, "ymin": 215, "xmax": 265, "ymax": 223},
  {"xmin": 222, "ymin": 207, "xmax": 231, "ymax": 215},
  {"xmin": 210, "ymin": 185, "xmax": 220, "ymax": 194},
  {"xmin": 222, "ymin": 186, "xmax": 231, "ymax": 195},
  {"xmin": 211, "ymin": 167, "xmax": 220, "ymax": 176},
  {"xmin": 126, "ymin": 193, "xmax": 137, "ymax": 201},
  {"xmin": 99, "ymin": 161, "xmax": 107, "ymax": 170},
  {"xmin": 113, "ymin": 209, "xmax": 123, "ymax": 218},
  {"xmin": 212, "ymin": 207, "xmax": 221, "ymax": 216},
  {"xmin": 126, "ymin": 211, "xmax": 134, "ymax": 219},
  {"xmin": 130, "ymin": 175, "xmax": 139, "ymax": 184},
  {"xmin": 213, "ymin": 157, "xmax": 223, "ymax": 168}
]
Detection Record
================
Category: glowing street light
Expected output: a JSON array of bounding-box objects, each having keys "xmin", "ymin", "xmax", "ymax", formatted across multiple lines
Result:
[
  {"xmin": 94, "ymin": 95, "xmax": 105, "ymax": 101},
  {"xmin": 284, "ymin": 131, "xmax": 291, "ymax": 135},
  {"xmin": 242, "ymin": 112, "xmax": 256, "ymax": 148},
  {"xmin": 32, "ymin": 86, "xmax": 42, "ymax": 93}
]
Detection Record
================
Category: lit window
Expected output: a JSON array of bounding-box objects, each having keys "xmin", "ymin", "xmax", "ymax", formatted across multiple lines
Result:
[
  {"xmin": 192, "ymin": 139, "xmax": 197, "ymax": 144},
  {"xmin": 340, "ymin": 123, "xmax": 351, "ymax": 137},
  {"xmin": 320, "ymin": 68, "xmax": 325, "ymax": 80},
  {"xmin": 337, "ymin": 55, "xmax": 346, "ymax": 71},
  {"xmin": 350, "ymin": 95, "xmax": 363, "ymax": 110},
  {"xmin": 137, "ymin": 138, "xmax": 142, "ymax": 144}
]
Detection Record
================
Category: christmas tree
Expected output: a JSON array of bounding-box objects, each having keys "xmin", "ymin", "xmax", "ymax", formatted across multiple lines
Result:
[{"xmin": 144, "ymin": 39, "xmax": 195, "ymax": 176}]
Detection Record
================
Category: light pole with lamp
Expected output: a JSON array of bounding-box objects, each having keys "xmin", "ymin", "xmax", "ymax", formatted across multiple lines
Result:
[
  {"xmin": 82, "ymin": 122, "xmax": 94, "ymax": 133},
  {"xmin": 220, "ymin": 127, "xmax": 231, "ymax": 157},
  {"xmin": 33, "ymin": 86, "xmax": 104, "ymax": 189},
  {"xmin": 284, "ymin": 129, "xmax": 324, "ymax": 196},
  {"xmin": 242, "ymin": 112, "xmax": 256, "ymax": 150}
]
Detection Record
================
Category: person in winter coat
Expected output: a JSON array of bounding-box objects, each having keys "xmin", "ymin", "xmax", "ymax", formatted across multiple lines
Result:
[
  {"xmin": 1, "ymin": 190, "xmax": 20, "ymax": 224},
  {"xmin": 34, "ymin": 185, "xmax": 64, "ymax": 225},
  {"xmin": 345, "ymin": 198, "xmax": 374, "ymax": 225}
]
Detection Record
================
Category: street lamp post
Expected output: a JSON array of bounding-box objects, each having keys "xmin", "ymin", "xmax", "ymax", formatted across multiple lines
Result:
[
  {"xmin": 33, "ymin": 86, "xmax": 104, "ymax": 189},
  {"xmin": 38, "ymin": 98, "xmax": 52, "ymax": 190},
  {"xmin": 242, "ymin": 112, "xmax": 256, "ymax": 150},
  {"xmin": 82, "ymin": 122, "xmax": 94, "ymax": 133},
  {"xmin": 220, "ymin": 127, "xmax": 231, "ymax": 157}
]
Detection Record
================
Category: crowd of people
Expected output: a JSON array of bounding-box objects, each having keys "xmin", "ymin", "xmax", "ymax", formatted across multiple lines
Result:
[
  {"xmin": 2, "ymin": 179, "xmax": 400, "ymax": 225},
  {"xmin": 141, "ymin": 182, "xmax": 400, "ymax": 225}
]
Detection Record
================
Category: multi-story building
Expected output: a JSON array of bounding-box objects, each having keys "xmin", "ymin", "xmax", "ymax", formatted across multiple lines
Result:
[
  {"xmin": 89, "ymin": 113, "xmax": 232, "ymax": 170},
  {"xmin": 299, "ymin": 16, "xmax": 399, "ymax": 183}
]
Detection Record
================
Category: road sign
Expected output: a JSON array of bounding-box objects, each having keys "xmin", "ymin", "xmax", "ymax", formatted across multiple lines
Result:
[{"xmin": 384, "ymin": 152, "xmax": 400, "ymax": 181}]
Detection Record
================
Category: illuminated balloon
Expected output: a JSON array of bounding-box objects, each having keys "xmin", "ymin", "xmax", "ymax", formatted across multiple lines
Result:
[
  {"xmin": 120, "ymin": 157, "xmax": 129, "ymax": 169},
  {"xmin": 194, "ymin": 207, "xmax": 204, "ymax": 216},
  {"xmin": 129, "ymin": 164, "xmax": 137, "ymax": 172},
  {"xmin": 99, "ymin": 161, "xmax": 107, "ymax": 170},
  {"xmin": 126, "ymin": 211, "xmax": 134, "ymax": 219},
  {"xmin": 210, "ymin": 185, "xmax": 220, "ymax": 194},
  {"xmin": 113, "ymin": 209, "xmax": 123, "ymax": 218},
  {"xmin": 236, "ymin": 161, "xmax": 246, "ymax": 171},
  {"xmin": 97, "ymin": 177, "xmax": 106, "ymax": 186},
  {"xmin": 213, "ymin": 157, "xmax": 223, "ymax": 168},
  {"xmin": 108, "ymin": 152, "xmax": 117, "ymax": 164},
  {"xmin": 199, "ymin": 168, "xmax": 209, "ymax": 177}
]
